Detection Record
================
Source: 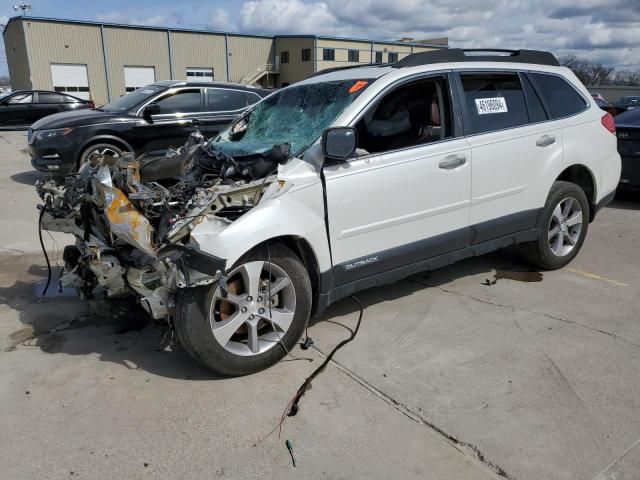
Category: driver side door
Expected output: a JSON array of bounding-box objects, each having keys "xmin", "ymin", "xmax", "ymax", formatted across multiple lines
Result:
[{"xmin": 323, "ymin": 74, "xmax": 472, "ymax": 286}]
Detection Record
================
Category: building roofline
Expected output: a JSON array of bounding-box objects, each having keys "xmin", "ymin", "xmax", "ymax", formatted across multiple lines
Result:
[
  {"xmin": 2, "ymin": 15, "xmax": 273, "ymax": 39},
  {"xmin": 2, "ymin": 16, "xmax": 448, "ymax": 49},
  {"xmin": 274, "ymin": 34, "xmax": 448, "ymax": 49}
]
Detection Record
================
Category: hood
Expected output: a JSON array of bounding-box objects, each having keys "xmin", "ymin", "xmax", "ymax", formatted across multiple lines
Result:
[
  {"xmin": 615, "ymin": 108, "xmax": 640, "ymax": 129},
  {"xmin": 31, "ymin": 108, "xmax": 136, "ymax": 130}
]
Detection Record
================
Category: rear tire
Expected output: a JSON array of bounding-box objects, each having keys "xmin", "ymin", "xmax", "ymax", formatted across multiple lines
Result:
[
  {"xmin": 522, "ymin": 181, "xmax": 589, "ymax": 270},
  {"xmin": 174, "ymin": 244, "xmax": 312, "ymax": 376}
]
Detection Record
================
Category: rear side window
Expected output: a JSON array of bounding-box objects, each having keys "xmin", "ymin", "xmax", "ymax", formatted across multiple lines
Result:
[
  {"xmin": 530, "ymin": 73, "xmax": 587, "ymax": 119},
  {"xmin": 37, "ymin": 92, "xmax": 65, "ymax": 104},
  {"xmin": 207, "ymin": 89, "xmax": 247, "ymax": 111},
  {"xmin": 460, "ymin": 73, "xmax": 528, "ymax": 134}
]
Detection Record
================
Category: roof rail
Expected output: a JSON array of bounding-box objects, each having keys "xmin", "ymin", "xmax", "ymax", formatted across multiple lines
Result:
[
  {"xmin": 393, "ymin": 49, "xmax": 560, "ymax": 68},
  {"xmin": 307, "ymin": 62, "xmax": 385, "ymax": 78}
]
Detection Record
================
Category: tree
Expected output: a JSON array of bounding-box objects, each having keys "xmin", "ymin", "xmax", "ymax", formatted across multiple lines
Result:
[{"xmin": 558, "ymin": 54, "xmax": 640, "ymax": 86}]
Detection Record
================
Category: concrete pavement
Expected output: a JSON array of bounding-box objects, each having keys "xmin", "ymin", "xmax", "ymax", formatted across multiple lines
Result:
[{"xmin": 2, "ymin": 129, "xmax": 639, "ymax": 479}]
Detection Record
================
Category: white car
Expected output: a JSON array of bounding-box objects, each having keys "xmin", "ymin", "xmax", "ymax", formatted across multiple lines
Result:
[{"xmin": 38, "ymin": 49, "xmax": 621, "ymax": 375}]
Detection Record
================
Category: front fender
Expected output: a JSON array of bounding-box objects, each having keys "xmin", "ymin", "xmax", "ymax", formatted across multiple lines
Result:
[{"xmin": 190, "ymin": 182, "xmax": 332, "ymax": 272}]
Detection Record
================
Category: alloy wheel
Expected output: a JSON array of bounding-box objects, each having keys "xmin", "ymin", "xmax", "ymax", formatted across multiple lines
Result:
[
  {"xmin": 209, "ymin": 260, "xmax": 296, "ymax": 356},
  {"xmin": 547, "ymin": 196, "xmax": 583, "ymax": 257}
]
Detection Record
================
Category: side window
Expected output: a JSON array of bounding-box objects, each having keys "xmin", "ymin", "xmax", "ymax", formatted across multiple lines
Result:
[
  {"xmin": 9, "ymin": 93, "xmax": 33, "ymax": 104},
  {"xmin": 153, "ymin": 89, "xmax": 202, "ymax": 114},
  {"xmin": 520, "ymin": 74, "xmax": 548, "ymax": 123},
  {"xmin": 207, "ymin": 89, "xmax": 247, "ymax": 111},
  {"xmin": 323, "ymin": 49, "xmax": 335, "ymax": 61},
  {"xmin": 355, "ymin": 76, "xmax": 451, "ymax": 154},
  {"xmin": 244, "ymin": 92, "xmax": 262, "ymax": 106},
  {"xmin": 460, "ymin": 72, "xmax": 528, "ymax": 134},
  {"xmin": 530, "ymin": 73, "xmax": 587, "ymax": 119},
  {"xmin": 37, "ymin": 92, "xmax": 65, "ymax": 104}
]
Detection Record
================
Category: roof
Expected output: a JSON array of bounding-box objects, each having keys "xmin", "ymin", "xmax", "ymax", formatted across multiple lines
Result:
[
  {"xmin": 274, "ymin": 34, "xmax": 448, "ymax": 49},
  {"xmin": 2, "ymin": 16, "xmax": 448, "ymax": 49}
]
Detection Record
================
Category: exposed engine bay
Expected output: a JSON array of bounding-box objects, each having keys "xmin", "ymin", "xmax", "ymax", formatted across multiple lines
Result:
[{"xmin": 36, "ymin": 131, "xmax": 291, "ymax": 321}]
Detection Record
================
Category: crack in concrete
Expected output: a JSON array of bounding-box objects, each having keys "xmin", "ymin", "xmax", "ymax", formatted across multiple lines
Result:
[
  {"xmin": 408, "ymin": 278, "xmax": 640, "ymax": 349},
  {"xmin": 310, "ymin": 344, "xmax": 513, "ymax": 480}
]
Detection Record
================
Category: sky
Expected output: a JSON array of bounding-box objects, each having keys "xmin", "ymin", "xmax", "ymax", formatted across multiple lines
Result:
[{"xmin": 1, "ymin": 0, "xmax": 640, "ymax": 76}]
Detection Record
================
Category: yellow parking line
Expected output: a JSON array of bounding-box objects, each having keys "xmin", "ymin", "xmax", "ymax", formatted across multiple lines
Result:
[{"xmin": 566, "ymin": 268, "xmax": 628, "ymax": 287}]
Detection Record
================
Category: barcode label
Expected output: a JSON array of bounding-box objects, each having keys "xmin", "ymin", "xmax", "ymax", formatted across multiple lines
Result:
[{"xmin": 475, "ymin": 97, "xmax": 508, "ymax": 114}]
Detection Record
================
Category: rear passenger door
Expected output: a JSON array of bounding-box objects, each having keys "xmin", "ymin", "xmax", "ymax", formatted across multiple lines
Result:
[
  {"xmin": 33, "ymin": 92, "xmax": 67, "ymax": 120},
  {"xmin": 458, "ymin": 71, "xmax": 563, "ymax": 244},
  {"xmin": 200, "ymin": 88, "xmax": 254, "ymax": 138}
]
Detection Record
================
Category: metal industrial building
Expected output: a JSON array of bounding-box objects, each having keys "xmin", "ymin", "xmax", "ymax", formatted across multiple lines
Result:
[{"xmin": 2, "ymin": 16, "xmax": 447, "ymax": 105}]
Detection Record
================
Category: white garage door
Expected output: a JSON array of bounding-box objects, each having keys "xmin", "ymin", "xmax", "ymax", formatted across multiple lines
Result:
[
  {"xmin": 187, "ymin": 68, "xmax": 214, "ymax": 82},
  {"xmin": 51, "ymin": 64, "xmax": 90, "ymax": 100},
  {"xmin": 124, "ymin": 66, "xmax": 156, "ymax": 93}
]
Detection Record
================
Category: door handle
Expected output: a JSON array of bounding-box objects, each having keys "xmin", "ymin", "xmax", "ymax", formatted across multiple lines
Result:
[
  {"xmin": 439, "ymin": 154, "xmax": 466, "ymax": 170},
  {"xmin": 536, "ymin": 135, "xmax": 556, "ymax": 147}
]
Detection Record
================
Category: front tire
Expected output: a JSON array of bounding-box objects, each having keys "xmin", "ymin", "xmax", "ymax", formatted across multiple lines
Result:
[
  {"xmin": 174, "ymin": 244, "xmax": 312, "ymax": 376},
  {"xmin": 522, "ymin": 181, "xmax": 589, "ymax": 270},
  {"xmin": 78, "ymin": 142, "xmax": 127, "ymax": 170}
]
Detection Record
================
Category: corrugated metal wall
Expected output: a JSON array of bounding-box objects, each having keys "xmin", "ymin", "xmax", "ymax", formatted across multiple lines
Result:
[
  {"xmin": 275, "ymin": 37, "xmax": 314, "ymax": 86},
  {"xmin": 21, "ymin": 20, "xmax": 107, "ymax": 102},
  {"xmin": 103, "ymin": 27, "xmax": 170, "ymax": 100},
  {"xmin": 170, "ymin": 31, "xmax": 228, "ymax": 82},
  {"xmin": 3, "ymin": 20, "xmax": 31, "ymax": 90},
  {"xmin": 227, "ymin": 36, "xmax": 274, "ymax": 84}
]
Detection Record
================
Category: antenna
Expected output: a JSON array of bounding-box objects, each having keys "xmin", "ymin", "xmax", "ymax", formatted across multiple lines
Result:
[{"xmin": 13, "ymin": 1, "xmax": 33, "ymax": 16}]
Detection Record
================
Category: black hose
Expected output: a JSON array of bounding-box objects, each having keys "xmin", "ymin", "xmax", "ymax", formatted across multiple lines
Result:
[
  {"xmin": 38, "ymin": 204, "xmax": 52, "ymax": 298},
  {"xmin": 286, "ymin": 295, "xmax": 364, "ymax": 417}
]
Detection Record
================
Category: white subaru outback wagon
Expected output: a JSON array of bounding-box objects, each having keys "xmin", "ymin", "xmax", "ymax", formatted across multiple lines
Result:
[{"xmin": 38, "ymin": 49, "xmax": 621, "ymax": 375}]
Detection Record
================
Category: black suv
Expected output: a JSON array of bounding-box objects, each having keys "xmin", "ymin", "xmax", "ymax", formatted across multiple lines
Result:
[{"xmin": 29, "ymin": 81, "xmax": 270, "ymax": 174}]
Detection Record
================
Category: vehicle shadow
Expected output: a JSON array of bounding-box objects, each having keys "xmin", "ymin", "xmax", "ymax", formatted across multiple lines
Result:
[
  {"xmin": 0, "ymin": 252, "xmax": 220, "ymax": 381},
  {"xmin": 2, "ymin": 248, "xmax": 533, "ymax": 380},
  {"xmin": 311, "ymin": 247, "xmax": 534, "ymax": 325},
  {"xmin": 11, "ymin": 170, "xmax": 45, "ymax": 186},
  {"xmin": 608, "ymin": 189, "xmax": 639, "ymax": 211}
]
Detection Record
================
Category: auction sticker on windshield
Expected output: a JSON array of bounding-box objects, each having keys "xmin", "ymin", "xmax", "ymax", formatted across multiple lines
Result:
[{"xmin": 475, "ymin": 97, "xmax": 508, "ymax": 114}]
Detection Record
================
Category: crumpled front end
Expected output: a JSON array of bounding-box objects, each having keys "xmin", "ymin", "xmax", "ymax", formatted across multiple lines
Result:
[{"xmin": 36, "ymin": 131, "xmax": 283, "ymax": 320}]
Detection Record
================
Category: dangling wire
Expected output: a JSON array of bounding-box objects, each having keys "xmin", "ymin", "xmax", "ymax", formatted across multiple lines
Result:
[
  {"xmin": 37, "ymin": 204, "xmax": 52, "ymax": 301},
  {"xmin": 254, "ymin": 295, "xmax": 365, "ymax": 446},
  {"xmin": 265, "ymin": 240, "xmax": 313, "ymax": 363}
]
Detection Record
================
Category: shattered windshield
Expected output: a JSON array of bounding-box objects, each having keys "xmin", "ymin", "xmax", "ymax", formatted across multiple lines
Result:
[{"xmin": 209, "ymin": 79, "xmax": 372, "ymax": 157}]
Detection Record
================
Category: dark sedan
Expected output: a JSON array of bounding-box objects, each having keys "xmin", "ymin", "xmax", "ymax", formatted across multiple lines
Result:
[
  {"xmin": 0, "ymin": 90, "xmax": 93, "ymax": 126},
  {"xmin": 615, "ymin": 108, "xmax": 640, "ymax": 189},
  {"xmin": 29, "ymin": 81, "xmax": 270, "ymax": 174}
]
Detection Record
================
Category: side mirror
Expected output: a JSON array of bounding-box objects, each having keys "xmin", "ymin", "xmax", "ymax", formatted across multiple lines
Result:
[
  {"xmin": 142, "ymin": 103, "xmax": 160, "ymax": 120},
  {"xmin": 322, "ymin": 127, "xmax": 357, "ymax": 161}
]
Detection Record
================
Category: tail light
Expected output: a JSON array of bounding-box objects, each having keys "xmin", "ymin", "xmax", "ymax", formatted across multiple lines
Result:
[
  {"xmin": 601, "ymin": 112, "xmax": 616, "ymax": 135},
  {"xmin": 88, "ymin": 100, "xmax": 95, "ymax": 109}
]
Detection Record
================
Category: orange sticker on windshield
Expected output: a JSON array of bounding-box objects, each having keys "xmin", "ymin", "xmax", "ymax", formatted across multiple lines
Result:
[{"xmin": 349, "ymin": 80, "xmax": 369, "ymax": 93}]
